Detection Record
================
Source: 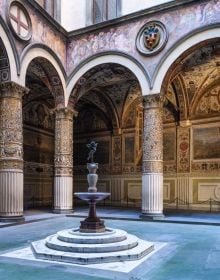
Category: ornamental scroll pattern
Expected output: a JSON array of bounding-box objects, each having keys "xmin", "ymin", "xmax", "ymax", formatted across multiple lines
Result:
[
  {"xmin": 54, "ymin": 108, "xmax": 75, "ymax": 176},
  {"xmin": 177, "ymin": 127, "xmax": 190, "ymax": 173},
  {"xmin": 142, "ymin": 95, "xmax": 163, "ymax": 174},
  {"xmin": 0, "ymin": 82, "xmax": 28, "ymax": 170},
  {"xmin": 112, "ymin": 136, "xmax": 122, "ymax": 174}
]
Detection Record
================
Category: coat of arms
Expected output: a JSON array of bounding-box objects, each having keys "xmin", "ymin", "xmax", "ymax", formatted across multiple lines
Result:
[
  {"xmin": 136, "ymin": 21, "xmax": 168, "ymax": 56},
  {"xmin": 143, "ymin": 24, "xmax": 160, "ymax": 51}
]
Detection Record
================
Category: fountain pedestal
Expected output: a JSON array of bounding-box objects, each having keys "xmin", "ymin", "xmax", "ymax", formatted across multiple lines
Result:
[
  {"xmin": 75, "ymin": 162, "xmax": 110, "ymax": 233},
  {"xmin": 75, "ymin": 192, "xmax": 110, "ymax": 233}
]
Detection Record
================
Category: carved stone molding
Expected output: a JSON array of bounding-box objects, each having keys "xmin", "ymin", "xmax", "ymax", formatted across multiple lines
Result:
[
  {"xmin": 0, "ymin": 81, "xmax": 29, "ymax": 99},
  {"xmin": 143, "ymin": 161, "xmax": 163, "ymax": 174},
  {"xmin": 143, "ymin": 94, "xmax": 163, "ymax": 110},
  {"xmin": 0, "ymin": 159, "xmax": 23, "ymax": 169},
  {"xmin": 54, "ymin": 107, "xmax": 78, "ymax": 120}
]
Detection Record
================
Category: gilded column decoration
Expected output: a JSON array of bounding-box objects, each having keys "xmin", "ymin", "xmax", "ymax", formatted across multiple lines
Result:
[
  {"xmin": 53, "ymin": 108, "xmax": 77, "ymax": 213},
  {"xmin": 0, "ymin": 82, "xmax": 29, "ymax": 221},
  {"xmin": 141, "ymin": 94, "xmax": 164, "ymax": 219}
]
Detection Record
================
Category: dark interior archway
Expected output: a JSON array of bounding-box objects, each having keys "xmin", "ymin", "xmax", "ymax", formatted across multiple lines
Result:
[
  {"xmin": 23, "ymin": 57, "xmax": 64, "ymax": 209},
  {"xmin": 70, "ymin": 63, "xmax": 143, "ymax": 207}
]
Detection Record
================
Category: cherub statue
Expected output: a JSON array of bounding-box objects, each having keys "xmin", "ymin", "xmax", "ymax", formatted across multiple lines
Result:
[{"xmin": 86, "ymin": 140, "xmax": 98, "ymax": 163}]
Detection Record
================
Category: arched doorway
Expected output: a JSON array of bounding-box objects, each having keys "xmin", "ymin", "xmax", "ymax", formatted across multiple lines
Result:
[
  {"xmin": 69, "ymin": 63, "xmax": 143, "ymax": 208},
  {"xmin": 23, "ymin": 57, "xmax": 64, "ymax": 210},
  {"xmin": 162, "ymin": 39, "xmax": 220, "ymax": 211}
]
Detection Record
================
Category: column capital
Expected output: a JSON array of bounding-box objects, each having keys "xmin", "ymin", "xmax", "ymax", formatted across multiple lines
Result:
[
  {"xmin": 179, "ymin": 120, "xmax": 192, "ymax": 127},
  {"xmin": 112, "ymin": 128, "xmax": 122, "ymax": 136},
  {"xmin": 53, "ymin": 107, "xmax": 78, "ymax": 119},
  {"xmin": 0, "ymin": 82, "xmax": 29, "ymax": 99},
  {"xmin": 143, "ymin": 94, "xmax": 163, "ymax": 109}
]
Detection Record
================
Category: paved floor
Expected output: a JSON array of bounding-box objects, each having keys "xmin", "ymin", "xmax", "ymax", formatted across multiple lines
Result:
[
  {"xmin": 0, "ymin": 208, "xmax": 220, "ymax": 279},
  {"xmin": 72, "ymin": 206, "xmax": 220, "ymax": 225}
]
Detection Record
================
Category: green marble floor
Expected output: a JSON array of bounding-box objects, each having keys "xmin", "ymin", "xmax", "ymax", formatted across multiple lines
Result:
[{"xmin": 0, "ymin": 215, "xmax": 220, "ymax": 280}]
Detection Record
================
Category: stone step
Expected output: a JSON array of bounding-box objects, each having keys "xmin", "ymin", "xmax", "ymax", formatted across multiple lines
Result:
[
  {"xmin": 57, "ymin": 228, "xmax": 127, "ymax": 244},
  {"xmin": 45, "ymin": 233, "xmax": 138, "ymax": 253},
  {"xmin": 31, "ymin": 238, "xmax": 154, "ymax": 265}
]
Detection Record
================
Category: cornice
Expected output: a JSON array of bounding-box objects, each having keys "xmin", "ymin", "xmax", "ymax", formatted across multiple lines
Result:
[
  {"xmin": 67, "ymin": 0, "xmax": 207, "ymax": 38},
  {"xmin": 26, "ymin": 0, "xmax": 208, "ymax": 40},
  {"xmin": 25, "ymin": 0, "xmax": 68, "ymax": 36}
]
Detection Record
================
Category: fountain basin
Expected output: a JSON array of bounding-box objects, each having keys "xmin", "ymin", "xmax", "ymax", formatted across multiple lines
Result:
[
  {"xmin": 74, "ymin": 192, "xmax": 110, "ymax": 233},
  {"xmin": 74, "ymin": 192, "xmax": 110, "ymax": 202}
]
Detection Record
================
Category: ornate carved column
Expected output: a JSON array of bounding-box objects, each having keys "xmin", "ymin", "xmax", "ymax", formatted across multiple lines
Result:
[
  {"xmin": 0, "ymin": 82, "xmax": 28, "ymax": 221},
  {"xmin": 53, "ymin": 108, "xmax": 76, "ymax": 213},
  {"xmin": 141, "ymin": 94, "xmax": 164, "ymax": 219}
]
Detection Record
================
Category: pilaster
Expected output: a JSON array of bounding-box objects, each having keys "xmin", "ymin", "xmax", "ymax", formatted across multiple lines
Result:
[{"xmin": 176, "ymin": 120, "xmax": 192, "ymax": 206}]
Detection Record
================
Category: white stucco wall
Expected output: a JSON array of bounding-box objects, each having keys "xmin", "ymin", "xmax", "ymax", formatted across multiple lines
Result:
[
  {"xmin": 60, "ymin": 0, "xmax": 87, "ymax": 31},
  {"xmin": 121, "ymin": 0, "xmax": 172, "ymax": 15},
  {"xmin": 60, "ymin": 0, "xmax": 173, "ymax": 31}
]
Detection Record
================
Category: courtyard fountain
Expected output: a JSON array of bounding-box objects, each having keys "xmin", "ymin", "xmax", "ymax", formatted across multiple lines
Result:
[
  {"xmin": 31, "ymin": 141, "xmax": 154, "ymax": 265},
  {"xmin": 74, "ymin": 141, "xmax": 110, "ymax": 233}
]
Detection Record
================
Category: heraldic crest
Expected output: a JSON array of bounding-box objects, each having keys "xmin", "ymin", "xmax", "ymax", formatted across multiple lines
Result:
[{"xmin": 136, "ymin": 21, "xmax": 168, "ymax": 56}]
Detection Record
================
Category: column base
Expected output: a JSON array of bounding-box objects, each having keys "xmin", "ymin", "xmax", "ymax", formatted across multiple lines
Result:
[
  {"xmin": 140, "ymin": 213, "xmax": 165, "ymax": 221},
  {"xmin": 80, "ymin": 218, "xmax": 105, "ymax": 233},
  {"xmin": 53, "ymin": 209, "xmax": 74, "ymax": 214},
  {"xmin": 0, "ymin": 216, "xmax": 25, "ymax": 223}
]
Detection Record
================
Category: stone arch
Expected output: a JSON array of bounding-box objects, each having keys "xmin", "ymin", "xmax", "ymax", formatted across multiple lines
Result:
[
  {"xmin": 152, "ymin": 25, "xmax": 220, "ymax": 94},
  {"xmin": 67, "ymin": 52, "xmax": 150, "ymax": 106},
  {"xmin": 19, "ymin": 44, "xmax": 66, "ymax": 107},
  {"xmin": 0, "ymin": 17, "xmax": 19, "ymax": 83}
]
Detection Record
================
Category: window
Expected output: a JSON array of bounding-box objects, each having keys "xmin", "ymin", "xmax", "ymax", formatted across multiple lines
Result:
[
  {"xmin": 35, "ymin": 0, "xmax": 61, "ymax": 22},
  {"xmin": 89, "ymin": 0, "xmax": 121, "ymax": 25}
]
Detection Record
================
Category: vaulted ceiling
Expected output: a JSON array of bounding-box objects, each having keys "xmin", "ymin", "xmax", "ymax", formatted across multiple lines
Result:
[
  {"xmin": 167, "ymin": 42, "xmax": 220, "ymax": 121},
  {"xmin": 74, "ymin": 63, "xmax": 141, "ymax": 129}
]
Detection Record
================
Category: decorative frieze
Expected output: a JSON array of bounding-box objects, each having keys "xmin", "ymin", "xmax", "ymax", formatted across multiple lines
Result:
[{"xmin": 143, "ymin": 161, "xmax": 163, "ymax": 173}]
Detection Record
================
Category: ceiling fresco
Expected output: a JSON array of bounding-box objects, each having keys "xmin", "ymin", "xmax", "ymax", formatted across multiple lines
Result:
[
  {"xmin": 74, "ymin": 63, "xmax": 141, "ymax": 129},
  {"xmin": 24, "ymin": 58, "xmax": 64, "ymax": 108},
  {"xmin": 168, "ymin": 43, "xmax": 220, "ymax": 120}
]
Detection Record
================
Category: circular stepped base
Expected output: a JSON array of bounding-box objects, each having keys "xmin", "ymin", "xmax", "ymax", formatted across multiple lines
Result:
[
  {"xmin": 46, "ymin": 233, "xmax": 138, "ymax": 253},
  {"xmin": 57, "ymin": 228, "xmax": 127, "ymax": 244},
  {"xmin": 31, "ymin": 228, "xmax": 154, "ymax": 265}
]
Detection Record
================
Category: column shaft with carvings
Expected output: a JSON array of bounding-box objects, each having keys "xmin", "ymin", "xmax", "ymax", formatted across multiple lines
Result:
[
  {"xmin": 141, "ymin": 94, "xmax": 164, "ymax": 219},
  {"xmin": 0, "ymin": 82, "xmax": 28, "ymax": 221},
  {"xmin": 54, "ymin": 108, "xmax": 75, "ymax": 213}
]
